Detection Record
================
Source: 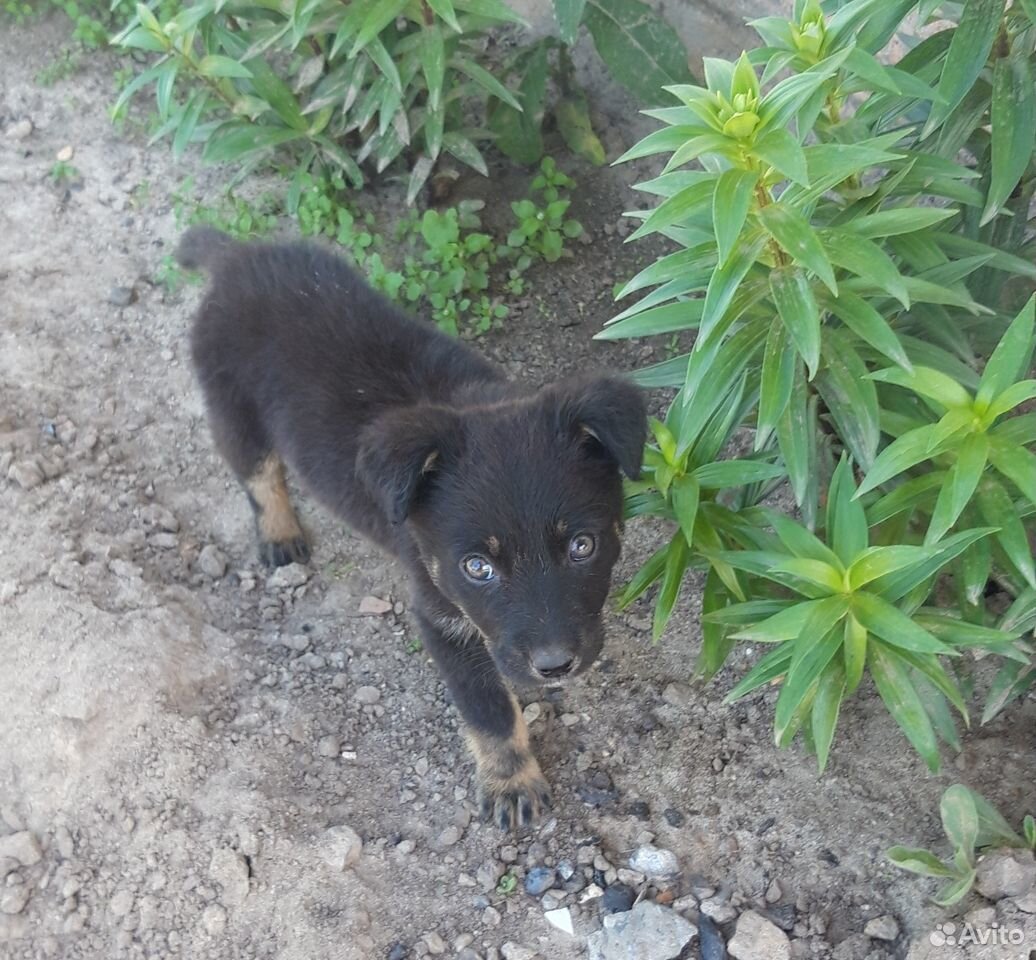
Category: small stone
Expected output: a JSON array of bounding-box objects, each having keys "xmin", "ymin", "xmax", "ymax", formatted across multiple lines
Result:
[
  {"xmin": 698, "ymin": 914, "xmax": 727, "ymax": 960},
  {"xmin": 4, "ymin": 119, "xmax": 32, "ymax": 140},
  {"xmin": 765, "ymin": 879, "xmax": 782, "ymax": 904},
  {"xmin": 482, "ymin": 906, "xmax": 501, "ymax": 927},
  {"xmin": 109, "ymin": 889, "xmax": 134, "ymax": 918},
  {"xmin": 477, "ymin": 861, "xmax": 504, "ymax": 891},
  {"xmin": 663, "ymin": 808, "xmax": 685, "ymax": 828},
  {"xmin": 317, "ymin": 735, "xmax": 341, "ymax": 758},
  {"xmin": 267, "ymin": 563, "xmax": 310, "ymax": 589},
  {"xmin": 0, "ymin": 886, "xmax": 29, "ymax": 915},
  {"xmin": 322, "ymin": 825, "xmax": 363, "ymax": 869},
  {"xmin": 432, "ymin": 826, "xmax": 462, "ymax": 850},
  {"xmin": 522, "ymin": 702, "xmax": 542, "ymax": 724},
  {"xmin": 728, "ymin": 910, "xmax": 790, "ymax": 960},
  {"xmin": 7, "ymin": 460, "xmax": 44, "ymax": 490},
  {"xmin": 386, "ymin": 945, "xmax": 408, "ymax": 960},
  {"xmin": 414, "ymin": 757, "xmax": 430, "ymax": 776},
  {"xmin": 56, "ymin": 145, "xmax": 74, "ymax": 162},
  {"xmin": 976, "ymin": 849, "xmax": 1036, "ymax": 900},
  {"xmin": 0, "ymin": 832, "xmax": 42, "ymax": 866},
  {"xmin": 560, "ymin": 713, "xmax": 580, "ymax": 727},
  {"xmin": 600, "ymin": 882, "xmax": 636, "ymax": 916},
  {"xmin": 354, "ymin": 686, "xmax": 382, "ymax": 705},
  {"xmin": 500, "ymin": 944, "xmax": 537, "ymax": 960},
  {"xmin": 700, "ymin": 897, "xmax": 737, "ymax": 924},
  {"xmin": 209, "ymin": 848, "xmax": 249, "ymax": 906},
  {"xmin": 197, "ymin": 544, "xmax": 227, "ymax": 578},
  {"xmin": 423, "ymin": 931, "xmax": 446, "ymax": 954},
  {"xmin": 587, "ymin": 900, "xmax": 697, "ymax": 960},
  {"xmin": 201, "ymin": 903, "xmax": 227, "ymax": 937},
  {"xmin": 626, "ymin": 801, "xmax": 650, "ymax": 821},
  {"xmin": 862, "ymin": 914, "xmax": 898, "ymax": 941},
  {"xmin": 359, "ymin": 595, "xmax": 393, "ymax": 615},
  {"xmin": 107, "ymin": 286, "xmax": 137, "ymax": 308},
  {"xmin": 544, "ymin": 907, "xmax": 574, "ymax": 936},
  {"xmin": 629, "ymin": 845, "xmax": 680, "ymax": 881},
  {"xmin": 457, "ymin": 950, "xmax": 482, "ymax": 960},
  {"xmin": 662, "ymin": 682, "xmax": 693, "ymax": 707},
  {"xmin": 499, "ymin": 845, "xmax": 519, "ymax": 864},
  {"xmin": 524, "ymin": 867, "xmax": 556, "ymax": 896}
]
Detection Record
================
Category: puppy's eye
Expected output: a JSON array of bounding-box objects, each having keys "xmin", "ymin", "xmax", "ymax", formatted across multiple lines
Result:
[
  {"xmin": 569, "ymin": 534, "xmax": 596, "ymax": 562},
  {"xmin": 462, "ymin": 555, "xmax": 495, "ymax": 582}
]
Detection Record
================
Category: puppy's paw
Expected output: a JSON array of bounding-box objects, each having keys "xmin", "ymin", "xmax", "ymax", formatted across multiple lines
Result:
[
  {"xmin": 476, "ymin": 754, "xmax": 552, "ymax": 831},
  {"xmin": 259, "ymin": 535, "xmax": 311, "ymax": 568}
]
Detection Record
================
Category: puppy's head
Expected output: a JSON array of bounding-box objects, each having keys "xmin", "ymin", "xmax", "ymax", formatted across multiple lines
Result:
[{"xmin": 356, "ymin": 374, "xmax": 646, "ymax": 689}]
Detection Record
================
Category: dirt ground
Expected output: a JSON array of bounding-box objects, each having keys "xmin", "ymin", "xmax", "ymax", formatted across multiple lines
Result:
[{"xmin": 1, "ymin": 9, "xmax": 1035, "ymax": 960}]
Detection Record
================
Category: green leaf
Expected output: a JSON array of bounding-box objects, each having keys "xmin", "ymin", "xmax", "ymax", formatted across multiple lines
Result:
[
  {"xmin": 820, "ymin": 289, "xmax": 912, "ymax": 371},
  {"xmin": 982, "ymin": 53, "xmax": 1036, "ymax": 224},
  {"xmin": 419, "ymin": 27, "xmax": 446, "ymax": 112},
  {"xmin": 698, "ymin": 236, "xmax": 764, "ymax": 341},
  {"xmin": 815, "ymin": 332, "xmax": 880, "ymax": 470},
  {"xmin": 924, "ymin": 0, "xmax": 1007, "ymax": 138},
  {"xmin": 759, "ymin": 205, "xmax": 836, "ymax": 295},
  {"xmin": 985, "ymin": 381, "xmax": 1036, "ymax": 423},
  {"xmin": 596, "ymin": 300, "xmax": 703, "ymax": 341},
  {"xmin": 983, "ymin": 658, "xmax": 1036, "ymax": 723},
  {"xmin": 725, "ymin": 642, "xmax": 795, "ymax": 702},
  {"xmin": 867, "ymin": 473, "xmax": 945, "ymax": 526},
  {"xmin": 869, "ymin": 365, "xmax": 973, "ymax": 412},
  {"xmin": 989, "ymin": 439, "xmax": 1036, "ymax": 507},
  {"xmin": 697, "ymin": 568, "xmax": 736, "ymax": 680},
  {"xmin": 443, "ymin": 133, "xmax": 488, "ymax": 176},
  {"xmin": 692, "ymin": 460, "xmax": 784, "ymax": 489},
  {"xmin": 584, "ymin": 0, "xmax": 692, "ymax": 105},
  {"xmin": 556, "ymin": 89, "xmax": 606, "ymax": 165},
  {"xmin": 671, "ymin": 475, "xmax": 700, "ymax": 546},
  {"xmin": 976, "ymin": 296, "xmax": 1036, "ymax": 410},
  {"xmin": 752, "ymin": 128, "xmax": 809, "ymax": 187},
  {"xmin": 426, "ymin": 0, "xmax": 461, "ymax": 31},
  {"xmin": 757, "ymin": 319, "xmax": 795, "ymax": 444},
  {"xmin": 616, "ymin": 544, "xmax": 668, "ymax": 608},
  {"xmin": 887, "ymin": 846, "xmax": 955, "ymax": 877},
  {"xmin": 820, "ymin": 230, "xmax": 909, "ymax": 308},
  {"xmin": 868, "ymin": 642, "xmax": 942, "ymax": 771},
  {"xmin": 735, "ymin": 596, "xmax": 848, "ymax": 645},
  {"xmin": 848, "ymin": 546, "xmax": 933, "ymax": 590},
  {"xmin": 554, "ymin": 0, "xmax": 587, "ymax": 43},
  {"xmin": 941, "ymin": 785, "xmax": 979, "ymax": 854},
  {"xmin": 203, "ymin": 123, "xmax": 300, "ymax": 164},
  {"xmin": 925, "ymin": 433, "xmax": 989, "ymax": 544},
  {"xmin": 770, "ymin": 558, "xmax": 844, "ymax": 594},
  {"xmin": 350, "ymin": 0, "xmax": 409, "ymax": 56},
  {"xmin": 487, "ymin": 43, "xmax": 548, "ymax": 165},
  {"xmin": 452, "ymin": 0, "xmax": 527, "ymax": 23},
  {"xmin": 770, "ymin": 268, "xmax": 821, "ymax": 379},
  {"xmin": 976, "ymin": 480, "xmax": 1036, "ymax": 590},
  {"xmin": 172, "ymin": 89, "xmax": 206, "ymax": 158},
  {"xmin": 777, "ymin": 368, "xmax": 817, "ymax": 517},
  {"xmin": 197, "ymin": 55, "xmax": 252, "ymax": 79},
  {"xmin": 846, "ymin": 207, "xmax": 957, "ymax": 240},
  {"xmin": 775, "ymin": 621, "xmax": 845, "ymax": 744},
  {"xmin": 812, "ymin": 659, "xmax": 846, "ymax": 773},
  {"xmin": 713, "ymin": 169, "xmax": 758, "ymax": 269},
  {"xmin": 857, "ymin": 423, "xmax": 941, "ymax": 496},
  {"xmin": 933, "ymin": 871, "xmax": 978, "ymax": 907},
  {"xmin": 853, "ymin": 593, "xmax": 954, "ymax": 655},
  {"xmin": 453, "ymin": 56, "xmax": 523, "ymax": 112},
  {"xmin": 653, "ymin": 534, "xmax": 691, "ymax": 640},
  {"xmin": 763, "ymin": 509, "xmax": 843, "ymax": 567},
  {"xmin": 629, "ymin": 180, "xmax": 716, "ymax": 241},
  {"xmin": 827, "ymin": 457, "xmax": 868, "ymax": 567},
  {"xmin": 875, "ymin": 528, "xmax": 996, "ymax": 603}
]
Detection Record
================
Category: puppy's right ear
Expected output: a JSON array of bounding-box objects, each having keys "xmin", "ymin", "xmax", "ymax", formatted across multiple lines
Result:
[{"xmin": 356, "ymin": 406, "xmax": 464, "ymax": 525}]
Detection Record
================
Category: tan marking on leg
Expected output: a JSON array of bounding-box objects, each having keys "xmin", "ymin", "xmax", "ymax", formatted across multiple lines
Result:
[
  {"xmin": 247, "ymin": 453, "xmax": 304, "ymax": 543},
  {"xmin": 466, "ymin": 693, "xmax": 551, "ymax": 828}
]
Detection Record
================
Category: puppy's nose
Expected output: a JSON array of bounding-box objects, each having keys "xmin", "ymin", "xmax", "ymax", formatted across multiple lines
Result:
[{"xmin": 531, "ymin": 649, "xmax": 575, "ymax": 679}]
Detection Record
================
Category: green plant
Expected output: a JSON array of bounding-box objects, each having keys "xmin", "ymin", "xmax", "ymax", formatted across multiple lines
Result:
[
  {"xmin": 606, "ymin": 0, "xmax": 1036, "ymax": 770},
  {"xmin": 504, "ymin": 157, "xmax": 583, "ymax": 262},
  {"xmin": 174, "ymin": 180, "xmax": 279, "ymax": 240},
  {"xmin": 495, "ymin": 872, "xmax": 518, "ymax": 895},
  {"xmin": 110, "ymin": 0, "xmax": 525, "ymax": 201},
  {"xmin": 888, "ymin": 784, "xmax": 1036, "ymax": 906},
  {"xmin": 49, "ymin": 160, "xmax": 80, "ymax": 184}
]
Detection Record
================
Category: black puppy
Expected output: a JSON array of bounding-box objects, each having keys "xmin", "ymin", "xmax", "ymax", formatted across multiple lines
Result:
[{"xmin": 178, "ymin": 226, "xmax": 646, "ymax": 828}]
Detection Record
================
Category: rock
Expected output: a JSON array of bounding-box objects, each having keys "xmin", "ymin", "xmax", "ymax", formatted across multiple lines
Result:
[
  {"xmin": 267, "ymin": 563, "xmax": 310, "ymax": 589},
  {"xmin": 359, "ymin": 595, "xmax": 393, "ymax": 615},
  {"xmin": 322, "ymin": 825, "xmax": 363, "ymax": 869},
  {"xmin": 524, "ymin": 867, "xmax": 556, "ymax": 896},
  {"xmin": 765, "ymin": 880, "xmax": 782, "ymax": 904},
  {"xmin": 863, "ymin": 915, "xmax": 899, "ymax": 941},
  {"xmin": 4, "ymin": 119, "xmax": 32, "ymax": 140},
  {"xmin": 522, "ymin": 702, "xmax": 542, "ymax": 724},
  {"xmin": 432, "ymin": 826, "xmax": 462, "ymax": 850},
  {"xmin": 317, "ymin": 735, "xmax": 341, "ymax": 758},
  {"xmin": 209, "ymin": 848, "xmax": 249, "ymax": 906},
  {"xmin": 354, "ymin": 685, "xmax": 382, "ymax": 705},
  {"xmin": 109, "ymin": 889, "xmax": 134, "ymax": 917},
  {"xmin": 626, "ymin": 801, "xmax": 650, "ymax": 821},
  {"xmin": 201, "ymin": 903, "xmax": 227, "ymax": 937},
  {"xmin": 662, "ymin": 682, "xmax": 693, "ymax": 707},
  {"xmin": 579, "ymin": 770, "xmax": 619, "ymax": 808},
  {"xmin": 698, "ymin": 915, "xmax": 727, "ymax": 960},
  {"xmin": 587, "ymin": 900, "xmax": 697, "ymax": 960},
  {"xmin": 501, "ymin": 944, "xmax": 538, "ymax": 960},
  {"xmin": 386, "ymin": 943, "xmax": 408, "ymax": 960},
  {"xmin": 457, "ymin": 950, "xmax": 482, "ymax": 960},
  {"xmin": 600, "ymin": 882, "xmax": 636, "ymax": 916},
  {"xmin": 499, "ymin": 844, "xmax": 519, "ymax": 864},
  {"xmin": 0, "ymin": 886, "xmax": 29, "ymax": 915},
  {"xmin": 975, "ymin": 849, "xmax": 1036, "ymax": 900},
  {"xmin": 107, "ymin": 286, "xmax": 137, "ymax": 307},
  {"xmin": 832, "ymin": 933, "xmax": 871, "ymax": 960},
  {"xmin": 7, "ymin": 460, "xmax": 44, "ymax": 490},
  {"xmin": 197, "ymin": 544, "xmax": 227, "ymax": 579},
  {"xmin": 0, "ymin": 832, "xmax": 42, "ymax": 866},
  {"xmin": 545, "ymin": 907, "xmax": 574, "ymax": 935},
  {"xmin": 663, "ymin": 808, "xmax": 686, "ymax": 828},
  {"xmin": 700, "ymin": 896, "xmax": 737, "ymax": 923},
  {"xmin": 423, "ymin": 931, "xmax": 446, "ymax": 954},
  {"xmin": 629, "ymin": 845, "xmax": 680, "ymax": 881},
  {"xmin": 56, "ymin": 145, "xmax": 74, "ymax": 162},
  {"xmin": 728, "ymin": 911, "xmax": 790, "ymax": 960}
]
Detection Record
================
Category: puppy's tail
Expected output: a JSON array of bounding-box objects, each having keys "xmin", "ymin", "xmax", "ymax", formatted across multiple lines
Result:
[{"xmin": 175, "ymin": 226, "xmax": 236, "ymax": 272}]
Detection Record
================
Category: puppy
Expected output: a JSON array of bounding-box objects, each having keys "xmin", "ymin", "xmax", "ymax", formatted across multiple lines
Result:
[{"xmin": 177, "ymin": 226, "xmax": 646, "ymax": 828}]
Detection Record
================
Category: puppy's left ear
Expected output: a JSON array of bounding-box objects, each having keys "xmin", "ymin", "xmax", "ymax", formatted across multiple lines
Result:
[{"xmin": 550, "ymin": 374, "xmax": 647, "ymax": 479}]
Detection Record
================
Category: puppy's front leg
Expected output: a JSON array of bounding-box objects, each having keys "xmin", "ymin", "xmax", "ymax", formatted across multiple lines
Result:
[{"xmin": 416, "ymin": 613, "xmax": 551, "ymax": 829}]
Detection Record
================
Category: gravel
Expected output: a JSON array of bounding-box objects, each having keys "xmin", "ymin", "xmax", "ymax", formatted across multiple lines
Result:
[{"xmin": 728, "ymin": 910, "xmax": 791, "ymax": 960}]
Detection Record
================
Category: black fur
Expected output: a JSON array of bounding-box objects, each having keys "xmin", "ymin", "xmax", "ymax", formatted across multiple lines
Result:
[{"xmin": 179, "ymin": 226, "xmax": 647, "ymax": 827}]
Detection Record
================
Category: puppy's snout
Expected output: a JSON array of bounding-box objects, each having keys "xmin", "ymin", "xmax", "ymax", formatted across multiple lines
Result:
[{"xmin": 530, "ymin": 648, "xmax": 576, "ymax": 680}]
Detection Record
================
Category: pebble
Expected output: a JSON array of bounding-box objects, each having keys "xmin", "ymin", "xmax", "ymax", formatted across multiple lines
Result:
[
  {"xmin": 56, "ymin": 145, "xmax": 74, "ymax": 162},
  {"xmin": 197, "ymin": 544, "xmax": 227, "ymax": 579},
  {"xmin": 354, "ymin": 686, "xmax": 382, "ymax": 705},
  {"xmin": 107, "ymin": 286, "xmax": 137, "ymax": 307},
  {"xmin": 544, "ymin": 907, "xmax": 574, "ymax": 935},
  {"xmin": 524, "ymin": 867, "xmax": 556, "ymax": 896},
  {"xmin": 698, "ymin": 914, "xmax": 727, "ymax": 960},
  {"xmin": 457, "ymin": 950, "xmax": 482, "ymax": 960},
  {"xmin": 700, "ymin": 897, "xmax": 737, "ymax": 923},
  {"xmin": 662, "ymin": 682, "xmax": 693, "ymax": 707},
  {"xmin": 201, "ymin": 903, "xmax": 227, "ymax": 937},
  {"xmin": 386, "ymin": 944, "xmax": 408, "ymax": 960},
  {"xmin": 663, "ymin": 808, "xmax": 685, "ymax": 828},
  {"xmin": 765, "ymin": 879, "xmax": 782, "ymax": 904},
  {"xmin": 359, "ymin": 594, "xmax": 393, "ymax": 615},
  {"xmin": 522, "ymin": 702, "xmax": 542, "ymax": 724},
  {"xmin": 432, "ymin": 826, "xmax": 462, "ymax": 849},
  {"xmin": 629, "ymin": 845, "xmax": 680, "ymax": 881},
  {"xmin": 7, "ymin": 460, "xmax": 44, "ymax": 490},
  {"xmin": 423, "ymin": 931, "xmax": 446, "ymax": 954},
  {"xmin": 322, "ymin": 825, "xmax": 363, "ymax": 869},
  {"xmin": 863, "ymin": 914, "xmax": 898, "ymax": 940},
  {"xmin": 499, "ymin": 844, "xmax": 518, "ymax": 863},
  {"xmin": 208, "ymin": 848, "xmax": 249, "ymax": 906},
  {"xmin": 0, "ymin": 832, "xmax": 42, "ymax": 866},
  {"xmin": 109, "ymin": 889, "xmax": 134, "ymax": 917},
  {"xmin": 728, "ymin": 910, "xmax": 790, "ymax": 960},
  {"xmin": 0, "ymin": 886, "xmax": 30, "ymax": 915},
  {"xmin": 267, "ymin": 563, "xmax": 310, "ymax": 589},
  {"xmin": 4, "ymin": 119, "xmax": 32, "ymax": 140},
  {"xmin": 317, "ymin": 735, "xmax": 341, "ymax": 758},
  {"xmin": 976, "ymin": 849, "xmax": 1036, "ymax": 899},
  {"xmin": 500, "ymin": 944, "xmax": 537, "ymax": 960},
  {"xmin": 477, "ymin": 860, "xmax": 504, "ymax": 890},
  {"xmin": 587, "ymin": 900, "xmax": 697, "ymax": 960},
  {"xmin": 600, "ymin": 882, "xmax": 636, "ymax": 916}
]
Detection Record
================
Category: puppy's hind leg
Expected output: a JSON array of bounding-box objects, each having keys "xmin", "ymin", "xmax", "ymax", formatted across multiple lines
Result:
[{"xmin": 201, "ymin": 376, "xmax": 310, "ymax": 568}]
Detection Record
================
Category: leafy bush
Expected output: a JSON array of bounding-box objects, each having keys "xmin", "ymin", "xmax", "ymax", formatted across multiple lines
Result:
[
  {"xmin": 888, "ymin": 784, "xmax": 1035, "ymax": 905},
  {"xmin": 608, "ymin": 0, "xmax": 1036, "ymax": 769}
]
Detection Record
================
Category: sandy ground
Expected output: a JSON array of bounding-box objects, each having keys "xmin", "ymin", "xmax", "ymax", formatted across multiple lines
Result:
[{"xmin": 1, "ymin": 8, "xmax": 1035, "ymax": 960}]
